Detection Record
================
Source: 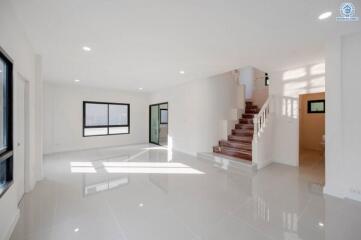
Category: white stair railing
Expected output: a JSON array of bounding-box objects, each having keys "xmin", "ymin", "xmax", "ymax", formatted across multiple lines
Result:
[{"xmin": 252, "ymin": 96, "xmax": 272, "ymax": 165}]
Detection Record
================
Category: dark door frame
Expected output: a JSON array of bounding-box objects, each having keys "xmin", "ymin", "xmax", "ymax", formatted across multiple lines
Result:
[{"xmin": 149, "ymin": 102, "xmax": 168, "ymax": 145}]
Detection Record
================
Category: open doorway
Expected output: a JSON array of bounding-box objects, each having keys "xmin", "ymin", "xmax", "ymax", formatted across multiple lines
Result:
[
  {"xmin": 15, "ymin": 73, "xmax": 30, "ymax": 204},
  {"xmin": 149, "ymin": 102, "xmax": 168, "ymax": 146},
  {"xmin": 299, "ymin": 92, "xmax": 325, "ymax": 185}
]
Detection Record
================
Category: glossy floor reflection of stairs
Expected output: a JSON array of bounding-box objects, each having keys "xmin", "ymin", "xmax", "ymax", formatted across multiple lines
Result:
[{"xmin": 213, "ymin": 101, "xmax": 259, "ymax": 161}]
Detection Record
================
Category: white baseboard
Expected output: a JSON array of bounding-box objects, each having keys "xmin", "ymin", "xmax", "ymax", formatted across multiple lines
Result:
[{"xmin": 323, "ymin": 184, "xmax": 346, "ymax": 199}]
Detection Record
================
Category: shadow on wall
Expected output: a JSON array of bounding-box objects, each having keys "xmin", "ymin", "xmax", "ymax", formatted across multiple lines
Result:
[{"xmin": 274, "ymin": 63, "xmax": 325, "ymax": 120}]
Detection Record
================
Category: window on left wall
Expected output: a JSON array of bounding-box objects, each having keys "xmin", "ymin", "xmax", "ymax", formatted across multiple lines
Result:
[
  {"xmin": 83, "ymin": 101, "xmax": 130, "ymax": 137},
  {"xmin": 0, "ymin": 49, "xmax": 13, "ymax": 198}
]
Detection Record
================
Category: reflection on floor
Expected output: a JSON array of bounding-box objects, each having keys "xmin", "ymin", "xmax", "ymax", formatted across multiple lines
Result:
[
  {"xmin": 11, "ymin": 144, "xmax": 361, "ymax": 240},
  {"xmin": 299, "ymin": 149, "xmax": 325, "ymax": 185}
]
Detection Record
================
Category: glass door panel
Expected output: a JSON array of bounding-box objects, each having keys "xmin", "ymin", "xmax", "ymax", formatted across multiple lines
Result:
[{"xmin": 150, "ymin": 105, "xmax": 160, "ymax": 144}]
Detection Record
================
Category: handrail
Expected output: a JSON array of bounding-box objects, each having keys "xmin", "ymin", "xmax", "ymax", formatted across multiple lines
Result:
[
  {"xmin": 251, "ymin": 96, "xmax": 272, "ymax": 166},
  {"xmin": 253, "ymin": 96, "xmax": 272, "ymax": 140}
]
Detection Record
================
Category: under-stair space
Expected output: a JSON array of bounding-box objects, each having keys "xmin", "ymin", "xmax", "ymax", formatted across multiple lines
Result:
[{"xmin": 213, "ymin": 101, "xmax": 259, "ymax": 161}]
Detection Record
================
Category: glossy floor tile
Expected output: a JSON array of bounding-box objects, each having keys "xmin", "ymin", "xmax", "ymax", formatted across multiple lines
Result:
[{"xmin": 11, "ymin": 144, "xmax": 361, "ymax": 240}]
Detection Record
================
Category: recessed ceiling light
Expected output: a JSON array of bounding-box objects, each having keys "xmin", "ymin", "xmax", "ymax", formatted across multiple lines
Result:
[
  {"xmin": 139, "ymin": 203, "xmax": 144, "ymax": 207},
  {"xmin": 74, "ymin": 79, "xmax": 80, "ymax": 82},
  {"xmin": 82, "ymin": 46, "xmax": 91, "ymax": 52},
  {"xmin": 74, "ymin": 228, "xmax": 79, "ymax": 232},
  {"xmin": 318, "ymin": 222, "xmax": 324, "ymax": 227},
  {"xmin": 138, "ymin": 87, "xmax": 143, "ymax": 90},
  {"xmin": 318, "ymin": 11, "xmax": 332, "ymax": 20},
  {"xmin": 179, "ymin": 70, "xmax": 185, "ymax": 74}
]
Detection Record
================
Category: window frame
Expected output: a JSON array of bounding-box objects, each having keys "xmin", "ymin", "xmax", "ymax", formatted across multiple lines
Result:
[
  {"xmin": 83, "ymin": 101, "xmax": 130, "ymax": 137},
  {"xmin": 307, "ymin": 99, "xmax": 325, "ymax": 114},
  {"xmin": 0, "ymin": 47, "xmax": 14, "ymax": 198}
]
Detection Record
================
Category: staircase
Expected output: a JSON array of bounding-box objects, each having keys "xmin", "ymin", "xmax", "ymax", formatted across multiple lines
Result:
[{"xmin": 213, "ymin": 101, "xmax": 259, "ymax": 161}]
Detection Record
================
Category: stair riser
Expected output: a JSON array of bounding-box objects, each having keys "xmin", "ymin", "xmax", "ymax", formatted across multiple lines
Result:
[
  {"xmin": 245, "ymin": 110, "xmax": 259, "ymax": 114},
  {"xmin": 228, "ymin": 136, "xmax": 252, "ymax": 143},
  {"xmin": 239, "ymin": 119, "xmax": 253, "ymax": 124},
  {"xmin": 235, "ymin": 124, "xmax": 254, "ymax": 129},
  {"xmin": 242, "ymin": 114, "xmax": 255, "ymax": 119},
  {"xmin": 214, "ymin": 148, "xmax": 252, "ymax": 161},
  {"xmin": 219, "ymin": 141, "xmax": 252, "ymax": 150},
  {"xmin": 232, "ymin": 132, "xmax": 253, "ymax": 137}
]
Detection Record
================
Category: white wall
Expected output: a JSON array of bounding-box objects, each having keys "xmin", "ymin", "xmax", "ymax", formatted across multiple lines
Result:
[
  {"xmin": 253, "ymin": 68, "xmax": 269, "ymax": 108},
  {"xmin": 150, "ymin": 71, "xmax": 241, "ymax": 155},
  {"xmin": 0, "ymin": 0, "xmax": 43, "ymax": 239},
  {"xmin": 270, "ymin": 62, "xmax": 325, "ymax": 166},
  {"xmin": 324, "ymin": 31, "xmax": 361, "ymax": 201},
  {"xmin": 239, "ymin": 66, "xmax": 268, "ymax": 108},
  {"xmin": 43, "ymin": 83, "xmax": 150, "ymax": 154},
  {"xmin": 239, "ymin": 66, "xmax": 254, "ymax": 99}
]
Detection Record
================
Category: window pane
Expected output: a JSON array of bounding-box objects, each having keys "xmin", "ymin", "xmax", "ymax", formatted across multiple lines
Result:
[
  {"xmin": 0, "ymin": 160, "xmax": 6, "ymax": 186},
  {"xmin": 109, "ymin": 127, "xmax": 129, "ymax": 134},
  {"xmin": 160, "ymin": 110, "xmax": 168, "ymax": 124},
  {"xmin": 85, "ymin": 103, "xmax": 108, "ymax": 126},
  {"xmin": 0, "ymin": 59, "xmax": 5, "ymax": 150},
  {"xmin": 109, "ymin": 104, "xmax": 128, "ymax": 125},
  {"xmin": 84, "ymin": 128, "xmax": 108, "ymax": 136}
]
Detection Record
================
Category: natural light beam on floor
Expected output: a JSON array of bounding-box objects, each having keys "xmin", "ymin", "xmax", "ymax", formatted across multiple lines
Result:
[
  {"xmin": 71, "ymin": 167, "xmax": 97, "ymax": 173},
  {"xmin": 70, "ymin": 162, "xmax": 96, "ymax": 173},
  {"xmin": 102, "ymin": 162, "xmax": 190, "ymax": 168},
  {"xmin": 104, "ymin": 166, "xmax": 204, "ymax": 174},
  {"xmin": 102, "ymin": 162, "xmax": 204, "ymax": 174}
]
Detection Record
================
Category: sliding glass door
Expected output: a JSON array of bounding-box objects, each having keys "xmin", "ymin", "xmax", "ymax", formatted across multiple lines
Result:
[
  {"xmin": 149, "ymin": 102, "xmax": 168, "ymax": 145},
  {"xmin": 150, "ymin": 104, "xmax": 160, "ymax": 144}
]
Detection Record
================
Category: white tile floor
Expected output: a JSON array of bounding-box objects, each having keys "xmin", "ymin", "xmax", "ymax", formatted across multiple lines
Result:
[{"xmin": 11, "ymin": 144, "xmax": 361, "ymax": 240}]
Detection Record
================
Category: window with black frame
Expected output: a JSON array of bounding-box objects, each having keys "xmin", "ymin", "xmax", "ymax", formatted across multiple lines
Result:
[
  {"xmin": 0, "ymin": 49, "xmax": 13, "ymax": 198},
  {"xmin": 83, "ymin": 101, "xmax": 130, "ymax": 137}
]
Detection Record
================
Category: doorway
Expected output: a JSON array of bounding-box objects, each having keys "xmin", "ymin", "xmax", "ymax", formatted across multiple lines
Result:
[
  {"xmin": 15, "ymin": 74, "xmax": 30, "ymax": 204},
  {"xmin": 149, "ymin": 102, "xmax": 168, "ymax": 146},
  {"xmin": 299, "ymin": 92, "xmax": 325, "ymax": 185}
]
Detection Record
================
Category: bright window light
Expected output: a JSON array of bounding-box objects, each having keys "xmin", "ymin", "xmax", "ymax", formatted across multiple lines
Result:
[{"xmin": 282, "ymin": 68, "xmax": 306, "ymax": 81}]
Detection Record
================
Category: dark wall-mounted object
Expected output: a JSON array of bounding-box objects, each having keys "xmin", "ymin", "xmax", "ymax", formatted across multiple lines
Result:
[
  {"xmin": 265, "ymin": 73, "xmax": 270, "ymax": 86},
  {"xmin": 307, "ymin": 99, "xmax": 325, "ymax": 113}
]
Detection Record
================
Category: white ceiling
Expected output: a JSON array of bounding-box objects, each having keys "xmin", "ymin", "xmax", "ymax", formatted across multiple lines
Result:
[{"xmin": 10, "ymin": 0, "xmax": 361, "ymax": 92}]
